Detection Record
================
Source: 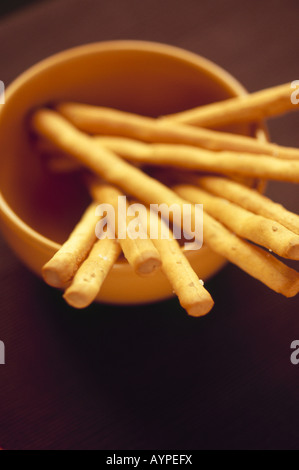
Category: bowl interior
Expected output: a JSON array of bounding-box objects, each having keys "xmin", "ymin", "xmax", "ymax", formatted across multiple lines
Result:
[{"xmin": 0, "ymin": 41, "xmax": 254, "ymax": 247}]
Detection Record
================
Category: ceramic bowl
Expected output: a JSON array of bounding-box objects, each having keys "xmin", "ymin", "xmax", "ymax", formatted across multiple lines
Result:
[{"xmin": 0, "ymin": 40, "xmax": 265, "ymax": 304}]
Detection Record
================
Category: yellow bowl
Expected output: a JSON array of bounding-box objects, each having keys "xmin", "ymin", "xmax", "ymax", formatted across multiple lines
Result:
[{"xmin": 0, "ymin": 40, "xmax": 264, "ymax": 305}]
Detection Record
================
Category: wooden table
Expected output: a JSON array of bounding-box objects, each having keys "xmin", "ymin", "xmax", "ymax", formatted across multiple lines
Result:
[{"xmin": 0, "ymin": 0, "xmax": 299, "ymax": 450}]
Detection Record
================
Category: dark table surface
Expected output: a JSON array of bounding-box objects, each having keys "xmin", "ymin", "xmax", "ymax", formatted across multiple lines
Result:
[{"xmin": 0, "ymin": 0, "xmax": 299, "ymax": 451}]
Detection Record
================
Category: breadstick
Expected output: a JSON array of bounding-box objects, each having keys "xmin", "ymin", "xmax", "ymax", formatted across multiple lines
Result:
[
  {"xmin": 90, "ymin": 183, "xmax": 162, "ymax": 276},
  {"xmin": 94, "ymin": 136, "xmax": 299, "ymax": 183},
  {"xmin": 31, "ymin": 109, "xmax": 184, "ymax": 209},
  {"xmin": 174, "ymin": 184, "xmax": 299, "ymax": 260},
  {"xmin": 95, "ymin": 136, "xmax": 150, "ymax": 160},
  {"xmin": 57, "ymin": 102, "xmax": 299, "ymax": 160},
  {"xmin": 144, "ymin": 208, "xmax": 214, "ymax": 317},
  {"xmin": 201, "ymin": 213, "xmax": 299, "ymax": 298},
  {"xmin": 164, "ymin": 82, "xmax": 298, "ymax": 127},
  {"xmin": 32, "ymin": 109, "xmax": 299, "ymax": 296},
  {"xmin": 197, "ymin": 176, "xmax": 299, "ymax": 236},
  {"xmin": 88, "ymin": 157, "xmax": 210, "ymax": 314},
  {"xmin": 63, "ymin": 238, "xmax": 121, "ymax": 309},
  {"xmin": 42, "ymin": 202, "xmax": 98, "ymax": 288}
]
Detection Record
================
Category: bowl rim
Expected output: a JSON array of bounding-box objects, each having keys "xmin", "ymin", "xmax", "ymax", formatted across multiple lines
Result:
[{"xmin": 0, "ymin": 39, "xmax": 252, "ymax": 265}]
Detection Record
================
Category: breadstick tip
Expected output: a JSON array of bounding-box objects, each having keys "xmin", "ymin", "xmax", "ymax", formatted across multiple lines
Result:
[
  {"xmin": 185, "ymin": 294, "xmax": 214, "ymax": 317},
  {"xmin": 42, "ymin": 265, "xmax": 65, "ymax": 288},
  {"xmin": 63, "ymin": 289, "xmax": 93, "ymax": 309}
]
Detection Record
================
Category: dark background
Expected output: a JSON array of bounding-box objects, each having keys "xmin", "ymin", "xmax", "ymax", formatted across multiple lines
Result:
[
  {"xmin": 0, "ymin": 0, "xmax": 37, "ymax": 17},
  {"xmin": 0, "ymin": 0, "xmax": 299, "ymax": 451}
]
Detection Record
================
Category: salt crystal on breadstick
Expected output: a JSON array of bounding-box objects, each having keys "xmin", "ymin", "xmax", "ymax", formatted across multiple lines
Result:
[
  {"xmin": 94, "ymin": 136, "xmax": 299, "ymax": 183},
  {"xmin": 164, "ymin": 83, "xmax": 298, "ymax": 128},
  {"xmin": 57, "ymin": 102, "xmax": 299, "ymax": 160},
  {"xmin": 174, "ymin": 184, "xmax": 299, "ymax": 260},
  {"xmin": 89, "ymin": 183, "xmax": 162, "ymax": 277},
  {"xmin": 42, "ymin": 202, "xmax": 98, "ymax": 288},
  {"xmin": 63, "ymin": 238, "xmax": 121, "ymax": 309},
  {"xmin": 197, "ymin": 177, "xmax": 299, "ymax": 236}
]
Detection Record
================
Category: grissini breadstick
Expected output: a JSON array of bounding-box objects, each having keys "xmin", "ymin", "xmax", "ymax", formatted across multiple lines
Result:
[
  {"xmin": 94, "ymin": 136, "xmax": 299, "ymax": 183},
  {"xmin": 143, "ymin": 208, "xmax": 214, "ymax": 317},
  {"xmin": 164, "ymin": 82, "xmax": 298, "ymax": 127},
  {"xmin": 31, "ymin": 109, "xmax": 185, "ymax": 210},
  {"xmin": 95, "ymin": 136, "xmax": 150, "ymax": 160},
  {"xmin": 174, "ymin": 184, "xmax": 299, "ymax": 260},
  {"xmin": 89, "ymin": 183, "xmax": 162, "ymax": 276},
  {"xmin": 57, "ymin": 102, "xmax": 299, "ymax": 160},
  {"xmin": 31, "ymin": 109, "xmax": 299, "ymax": 297},
  {"xmin": 42, "ymin": 202, "xmax": 98, "ymax": 288},
  {"xmin": 200, "ymin": 214, "xmax": 299, "ymax": 298},
  {"xmin": 197, "ymin": 176, "xmax": 299, "ymax": 236},
  {"xmin": 63, "ymin": 238, "xmax": 121, "ymax": 309},
  {"xmin": 95, "ymin": 187, "xmax": 213, "ymax": 315}
]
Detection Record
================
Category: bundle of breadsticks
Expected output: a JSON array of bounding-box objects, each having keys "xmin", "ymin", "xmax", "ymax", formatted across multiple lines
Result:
[{"xmin": 31, "ymin": 81, "xmax": 299, "ymax": 316}]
